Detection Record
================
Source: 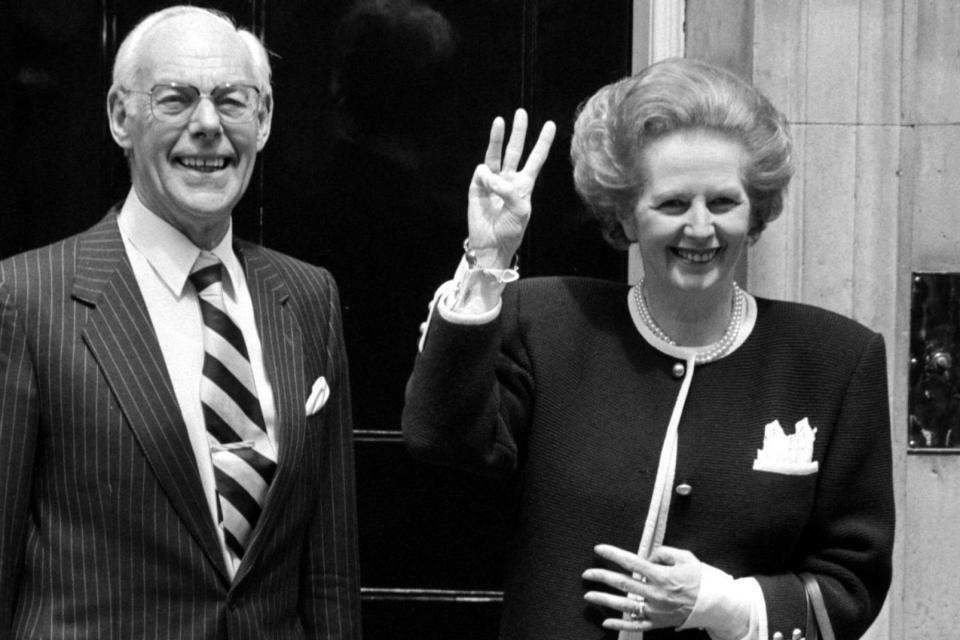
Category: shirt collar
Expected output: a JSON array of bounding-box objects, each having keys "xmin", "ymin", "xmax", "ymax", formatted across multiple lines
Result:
[{"xmin": 116, "ymin": 188, "xmax": 243, "ymax": 300}]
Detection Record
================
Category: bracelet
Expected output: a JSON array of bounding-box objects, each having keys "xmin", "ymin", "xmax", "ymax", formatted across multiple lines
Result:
[{"xmin": 463, "ymin": 238, "xmax": 520, "ymax": 273}]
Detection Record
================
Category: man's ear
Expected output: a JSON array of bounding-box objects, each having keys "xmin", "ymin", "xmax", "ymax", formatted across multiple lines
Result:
[
  {"xmin": 107, "ymin": 87, "xmax": 134, "ymax": 151},
  {"xmin": 256, "ymin": 93, "xmax": 273, "ymax": 150}
]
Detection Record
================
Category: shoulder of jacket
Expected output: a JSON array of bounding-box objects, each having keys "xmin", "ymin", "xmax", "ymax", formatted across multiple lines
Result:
[
  {"xmin": 1, "ymin": 234, "xmax": 81, "ymax": 286},
  {"xmin": 754, "ymin": 297, "xmax": 881, "ymax": 348},
  {"xmin": 237, "ymin": 241, "xmax": 336, "ymax": 287}
]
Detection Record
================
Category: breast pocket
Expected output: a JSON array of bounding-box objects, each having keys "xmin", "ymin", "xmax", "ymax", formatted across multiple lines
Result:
[
  {"xmin": 746, "ymin": 469, "xmax": 819, "ymax": 561},
  {"xmin": 304, "ymin": 375, "xmax": 330, "ymax": 418}
]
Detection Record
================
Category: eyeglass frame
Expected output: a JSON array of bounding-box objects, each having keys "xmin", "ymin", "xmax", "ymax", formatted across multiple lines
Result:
[{"xmin": 121, "ymin": 82, "xmax": 265, "ymax": 125}]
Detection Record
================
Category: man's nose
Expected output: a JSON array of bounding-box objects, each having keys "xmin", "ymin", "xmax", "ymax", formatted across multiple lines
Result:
[{"xmin": 188, "ymin": 97, "xmax": 223, "ymax": 136}]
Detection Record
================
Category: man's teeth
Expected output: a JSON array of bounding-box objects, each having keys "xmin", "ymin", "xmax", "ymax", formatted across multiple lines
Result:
[
  {"xmin": 676, "ymin": 248, "xmax": 719, "ymax": 263},
  {"xmin": 179, "ymin": 157, "xmax": 227, "ymax": 171}
]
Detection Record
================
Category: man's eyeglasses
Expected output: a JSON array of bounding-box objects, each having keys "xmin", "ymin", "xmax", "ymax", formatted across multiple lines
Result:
[{"xmin": 125, "ymin": 83, "xmax": 262, "ymax": 124}]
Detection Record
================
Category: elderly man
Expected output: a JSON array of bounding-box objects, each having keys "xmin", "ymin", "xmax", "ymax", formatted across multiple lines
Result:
[{"xmin": 0, "ymin": 6, "xmax": 360, "ymax": 638}]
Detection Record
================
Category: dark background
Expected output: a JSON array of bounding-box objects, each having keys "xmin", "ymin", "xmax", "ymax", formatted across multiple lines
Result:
[{"xmin": 2, "ymin": 1, "xmax": 630, "ymax": 636}]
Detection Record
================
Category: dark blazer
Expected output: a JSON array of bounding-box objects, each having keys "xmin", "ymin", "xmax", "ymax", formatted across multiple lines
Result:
[
  {"xmin": 0, "ymin": 212, "xmax": 361, "ymax": 639},
  {"xmin": 403, "ymin": 277, "xmax": 894, "ymax": 640}
]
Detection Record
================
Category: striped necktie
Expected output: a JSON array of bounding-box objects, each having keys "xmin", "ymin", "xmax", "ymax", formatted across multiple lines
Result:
[{"xmin": 190, "ymin": 252, "xmax": 276, "ymax": 560}]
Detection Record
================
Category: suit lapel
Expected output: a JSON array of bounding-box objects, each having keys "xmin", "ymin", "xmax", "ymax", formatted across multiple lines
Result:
[
  {"xmin": 232, "ymin": 244, "xmax": 308, "ymax": 584},
  {"xmin": 74, "ymin": 213, "xmax": 229, "ymax": 584}
]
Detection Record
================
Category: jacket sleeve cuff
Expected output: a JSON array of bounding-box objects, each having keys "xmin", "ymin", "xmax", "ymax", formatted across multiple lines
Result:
[{"xmin": 416, "ymin": 273, "xmax": 502, "ymax": 353}]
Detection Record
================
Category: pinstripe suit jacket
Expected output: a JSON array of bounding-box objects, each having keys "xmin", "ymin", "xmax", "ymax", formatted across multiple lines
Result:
[{"xmin": 0, "ymin": 212, "xmax": 361, "ymax": 639}]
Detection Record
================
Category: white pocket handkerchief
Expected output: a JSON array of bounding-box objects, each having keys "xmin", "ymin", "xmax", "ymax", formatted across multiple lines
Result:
[
  {"xmin": 752, "ymin": 417, "xmax": 820, "ymax": 476},
  {"xmin": 305, "ymin": 376, "xmax": 330, "ymax": 416}
]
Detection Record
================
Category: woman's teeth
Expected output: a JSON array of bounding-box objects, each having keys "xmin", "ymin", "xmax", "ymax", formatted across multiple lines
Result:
[{"xmin": 674, "ymin": 248, "xmax": 720, "ymax": 263}]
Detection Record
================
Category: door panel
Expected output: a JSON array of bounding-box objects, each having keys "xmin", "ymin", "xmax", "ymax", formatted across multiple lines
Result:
[{"xmin": 4, "ymin": 0, "xmax": 111, "ymax": 256}]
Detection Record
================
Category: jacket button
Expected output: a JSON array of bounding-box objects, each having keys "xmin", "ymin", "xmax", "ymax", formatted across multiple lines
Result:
[
  {"xmin": 675, "ymin": 483, "xmax": 692, "ymax": 496},
  {"xmin": 672, "ymin": 362, "xmax": 685, "ymax": 378}
]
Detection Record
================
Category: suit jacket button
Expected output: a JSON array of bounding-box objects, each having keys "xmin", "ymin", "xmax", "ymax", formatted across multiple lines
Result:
[
  {"xmin": 675, "ymin": 483, "xmax": 692, "ymax": 496},
  {"xmin": 672, "ymin": 362, "xmax": 685, "ymax": 378}
]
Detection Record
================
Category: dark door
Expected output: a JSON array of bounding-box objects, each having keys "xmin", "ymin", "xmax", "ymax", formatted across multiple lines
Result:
[{"xmin": 4, "ymin": 1, "xmax": 631, "ymax": 637}]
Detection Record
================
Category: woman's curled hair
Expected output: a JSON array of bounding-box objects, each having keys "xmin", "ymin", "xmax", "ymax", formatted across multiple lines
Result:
[{"xmin": 571, "ymin": 57, "xmax": 793, "ymax": 249}]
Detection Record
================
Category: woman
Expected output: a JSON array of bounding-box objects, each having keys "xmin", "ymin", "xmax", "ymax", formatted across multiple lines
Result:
[{"xmin": 402, "ymin": 58, "xmax": 893, "ymax": 640}]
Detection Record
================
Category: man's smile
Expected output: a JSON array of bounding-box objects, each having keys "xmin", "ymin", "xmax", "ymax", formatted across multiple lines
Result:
[{"xmin": 175, "ymin": 156, "xmax": 230, "ymax": 172}]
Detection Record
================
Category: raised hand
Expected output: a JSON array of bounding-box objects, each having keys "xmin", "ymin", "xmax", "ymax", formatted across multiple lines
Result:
[{"xmin": 467, "ymin": 108, "xmax": 556, "ymax": 269}]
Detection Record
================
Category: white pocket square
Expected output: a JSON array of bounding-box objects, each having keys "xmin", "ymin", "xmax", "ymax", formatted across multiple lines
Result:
[
  {"xmin": 752, "ymin": 459, "xmax": 819, "ymax": 475},
  {"xmin": 305, "ymin": 376, "xmax": 330, "ymax": 416},
  {"xmin": 752, "ymin": 417, "xmax": 820, "ymax": 476}
]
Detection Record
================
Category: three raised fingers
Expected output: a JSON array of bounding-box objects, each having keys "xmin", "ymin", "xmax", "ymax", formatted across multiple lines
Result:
[{"xmin": 483, "ymin": 109, "xmax": 556, "ymax": 178}]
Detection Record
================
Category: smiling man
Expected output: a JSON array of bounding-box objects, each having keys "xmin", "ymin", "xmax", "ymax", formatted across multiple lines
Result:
[{"xmin": 0, "ymin": 6, "xmax": 360, "ymax": 639}]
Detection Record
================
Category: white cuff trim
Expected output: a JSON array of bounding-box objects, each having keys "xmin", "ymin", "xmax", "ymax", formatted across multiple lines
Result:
[
  {"xmin": 679, "ymin": 565, "xmax": 762, "ymax": 640},
  {"xmin": 437, "ymin": 278, "xmax": 502, "ymax": 325},
  {"xmin": 416, "ymin": 278, "xmax": 503, "ymax": 353}
]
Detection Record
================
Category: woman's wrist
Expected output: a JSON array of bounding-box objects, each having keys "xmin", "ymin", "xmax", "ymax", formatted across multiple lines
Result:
[
  {"xmin": 465, "ymin": 238, "xmax": 518, "ymax": 271},
  {"xmin": 445, "ymin": 239, "xmax": 519, "ymax": 314}
]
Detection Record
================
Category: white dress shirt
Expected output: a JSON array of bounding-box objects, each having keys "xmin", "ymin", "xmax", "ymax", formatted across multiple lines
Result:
[{"xmin": 117, "ymin": 189, "xmax": 277, "ymax": 579}]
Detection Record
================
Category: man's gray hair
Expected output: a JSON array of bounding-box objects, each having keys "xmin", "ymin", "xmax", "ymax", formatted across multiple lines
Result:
[{"xmin": 110, "ymin": 5, "xmax": 272, "ymax": 94}]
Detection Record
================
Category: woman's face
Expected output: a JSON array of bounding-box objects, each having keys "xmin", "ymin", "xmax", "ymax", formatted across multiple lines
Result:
[{"xmin": 623, "ymin": 130, "xmax": 751, "ymax": 296}]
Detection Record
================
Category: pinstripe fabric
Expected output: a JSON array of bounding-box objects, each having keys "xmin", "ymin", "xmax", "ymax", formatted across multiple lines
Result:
[{"xmin": 0, "ymin": 211, "xmax": 361, "ymax": 639}]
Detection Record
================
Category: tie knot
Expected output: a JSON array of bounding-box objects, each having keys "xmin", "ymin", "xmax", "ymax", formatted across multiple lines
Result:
[{"xmin": 190, "ymin": 253, "xmax": 223, "ymax": 293}]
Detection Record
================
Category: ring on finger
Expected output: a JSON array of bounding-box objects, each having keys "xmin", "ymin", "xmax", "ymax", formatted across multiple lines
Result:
[{"xmin": 629, "ymin": 599, "xmax": 645, "ymax": 622}]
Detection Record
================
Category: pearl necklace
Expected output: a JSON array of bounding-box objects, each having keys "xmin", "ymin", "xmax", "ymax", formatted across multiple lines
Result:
[{"xmin": 632, "ymin": 279, "xmax": 745, "ymax": 364}]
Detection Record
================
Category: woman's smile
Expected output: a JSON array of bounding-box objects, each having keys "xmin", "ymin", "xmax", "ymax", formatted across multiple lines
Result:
[{"xmin": 671, "ymin": 246, "xmax": 723, "ymax": 264}]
